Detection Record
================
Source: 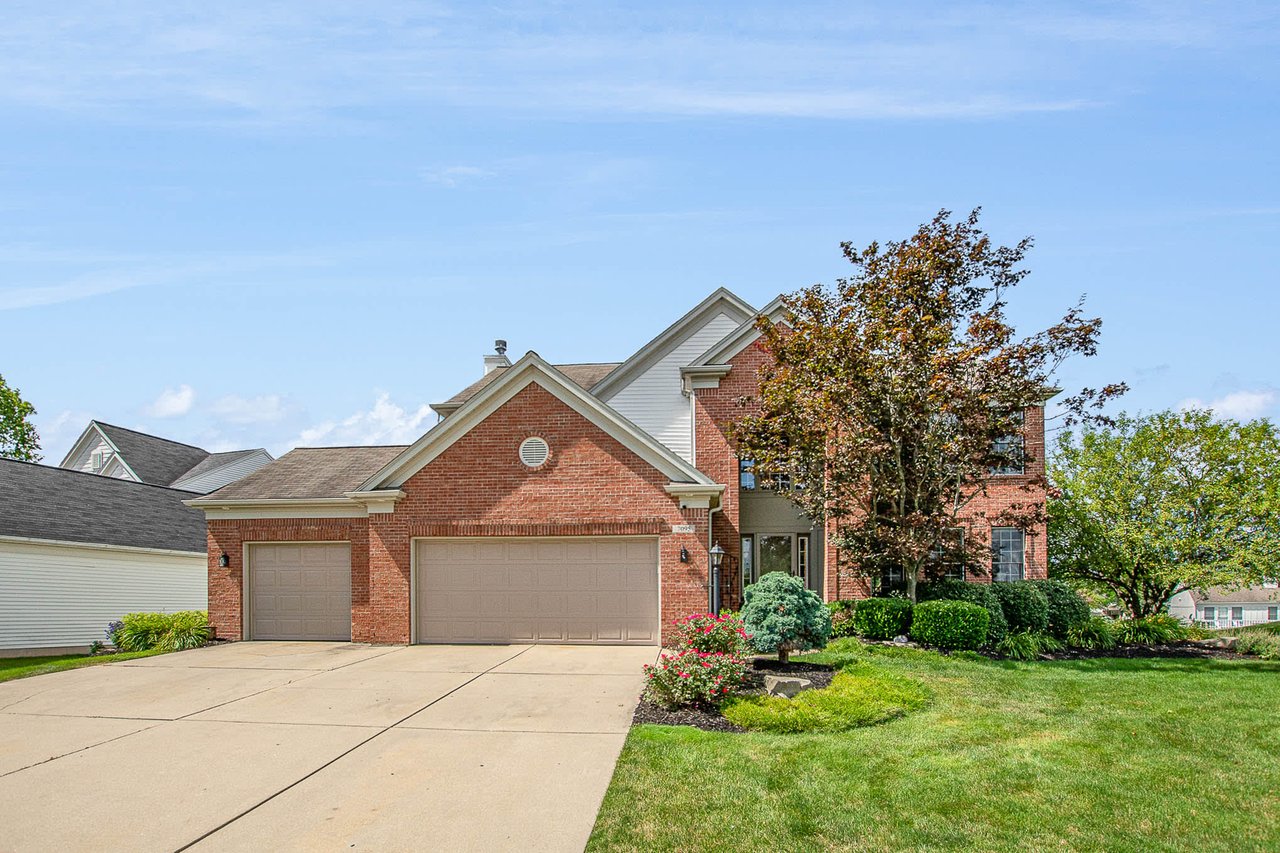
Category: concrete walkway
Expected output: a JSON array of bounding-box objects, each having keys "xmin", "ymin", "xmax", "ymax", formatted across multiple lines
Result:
[{"xmin": 0, "ymin": 642, "xmax": 654, "ymax": 852}]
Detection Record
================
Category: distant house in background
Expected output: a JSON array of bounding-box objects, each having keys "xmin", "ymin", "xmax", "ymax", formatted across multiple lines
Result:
[
  {"xmin": 59, "ymin": 420, "xmax": 273, "ymax": 494},
  {"xmin": 0, "ymin": 422, "xmax": 273, "ymax": 655},
  {"xmin": 1168, "ymin": 585, "xmax": 1280, "ymax": 628},
  {"xmin": 0, "ymin": 460, "xmax": 207, "ymax": 655}
]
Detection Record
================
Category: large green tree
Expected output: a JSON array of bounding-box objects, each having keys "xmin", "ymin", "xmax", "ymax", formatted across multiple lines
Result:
[
  {"xmin": 732, "ymin": 209, "xmax": 1122, "ymax": 601},
  {"xmin": 0, "ymin": 374, "xmax": 41, "ymax": 462},
  {"xmin": 1049, "ymin": 409, "xmax": 1280, "ymax": 618}
]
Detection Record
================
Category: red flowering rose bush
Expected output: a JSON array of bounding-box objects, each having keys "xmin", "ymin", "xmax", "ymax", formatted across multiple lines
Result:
[
  {"xmin": 670, "ymin": 612, "xmax": 753, "ymax": 657},
  {"xmin": 642, "ymin": 649, "xmax": 749, "ymax": 709}
]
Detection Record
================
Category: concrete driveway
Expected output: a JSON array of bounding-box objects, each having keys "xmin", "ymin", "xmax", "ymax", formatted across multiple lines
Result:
[{"xmin": 0, "ymin": 642, "xmax": 654, "ymax": 852}]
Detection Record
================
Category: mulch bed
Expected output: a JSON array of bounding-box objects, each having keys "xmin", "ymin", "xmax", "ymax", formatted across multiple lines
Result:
[
  {"xmin": 632, "ymin": 657, "xmax": 836, "ymax": 733},
  {"xmin": 1039, "ymin": 642, "xmax": 1249, "ymax": 661}
]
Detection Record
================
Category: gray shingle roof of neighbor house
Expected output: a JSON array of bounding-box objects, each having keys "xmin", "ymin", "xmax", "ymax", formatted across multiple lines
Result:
[
  {"xmin": 1190, "ymin": 586, "xmax": 1280, "ymax": 604},
  {"xmin": 0, "ymin": 458, "xmax": 207, "ymax": 553},
  {"xmin": 198, "ymin": 446, "xmax": 410, "ymax": 501},
  {"xmin": 443, "ymin": 362, "xmax": 621, "ymax": 406},
  {"xmin": 94, "ymin": 422, "xmax": 213, "ymax": 487},
  {"xmin": 169, "ymin": 449, "xmax": 262, "ymax": 486}
]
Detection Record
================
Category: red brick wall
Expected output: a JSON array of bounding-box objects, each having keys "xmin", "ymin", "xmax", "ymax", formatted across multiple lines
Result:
[{"xmin": 207, "ymin": 381, "xmax": 712, "ymax": 645}]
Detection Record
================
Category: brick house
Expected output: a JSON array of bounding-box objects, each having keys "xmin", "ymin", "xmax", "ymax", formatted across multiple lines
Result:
[{"xmin": 189, "ymin": 289, "xmax": 1047, "ymax": 646}]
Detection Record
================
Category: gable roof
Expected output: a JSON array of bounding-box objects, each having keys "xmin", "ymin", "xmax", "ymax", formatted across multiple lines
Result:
[
  {"xmin": 360, "ymin": 352, "xmax": 718, "ymax": 491},
  {"xmin": 1190, "ymin": 586, "xmax": 1280, "ymax": 605},
  {"xmin": 170, "ymin": 449, "xmax": 262, "ymax": 487},
  {"xmin": 0, "ymin": 458, "xmax": 206, "ymax": 553},
  {"xmin": 441, "ymin": 362, "xmax": 621, "ymax": 408},
  {"xmin": 196, "ymin": 446, "xmax": 409, "ymax": 502},
  {"xmin": 591, "ymin": 288, "xmax": 755, "ymax": 400},
  {"xmin": 93, "ymin": 422, "xmax": 212, "ymax": 487},
  {"xmin": 687, "ymin": 294, "xmax": 788, "ymax": 367}
]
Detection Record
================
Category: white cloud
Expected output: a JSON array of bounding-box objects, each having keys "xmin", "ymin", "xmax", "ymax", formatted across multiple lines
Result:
[
  {"xmin": 422, "ymin": 165, "xmax": 495, "ymax": 187},
  {"xmin": 145, "ymin": 384, "xmax": 196, "ymax": 418},
  {"xmin": 1180, "ymin": 389, "xmax": 1277, "ymax": 420},
  {"xmin": 210, "ymin": 393, "xmax": 288, "ymax": 424},
  {"xmin": 291, "ymin": 393, "xmax": 433, "ymax": 447}
]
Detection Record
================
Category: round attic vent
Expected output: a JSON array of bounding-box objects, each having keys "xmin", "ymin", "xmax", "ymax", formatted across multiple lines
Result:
[{"xmin": 519, "ymin": 437, "xmax": 550, "ymax": 468}]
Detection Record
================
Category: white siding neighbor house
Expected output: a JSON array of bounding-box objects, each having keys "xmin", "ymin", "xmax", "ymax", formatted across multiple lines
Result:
[
  {"xmin": 0, "ymin": 459, "xmax": 209, "ymax": 654},
  {"xmin": 1168, "ymin": 585, "xmax": 1280, "ymax": 628}
]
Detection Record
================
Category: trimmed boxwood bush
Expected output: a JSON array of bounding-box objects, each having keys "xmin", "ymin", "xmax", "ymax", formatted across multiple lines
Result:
[
  {"xmin": 910, "ymin": 600, "xmax": 990, "ymax": 650},
  {"xmin": 1031, "ymin": 580, "xmax": 1090, "ymax": 639},
  {"xmin": 918, "ymin": 579, "xmax": 1008, "ymax": 646},
  {"xmin": 852, "ymin": 598, "xmax": 913, "ymax": 640},
  {"xmin": 989, "ymin": 582, "xmax": 1050, "ymax": 633}
]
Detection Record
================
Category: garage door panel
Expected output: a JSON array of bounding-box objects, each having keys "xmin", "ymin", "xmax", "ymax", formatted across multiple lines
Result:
[
  {"xmin": 415, "ymin": 537, "xmax": 658, "ymax": 645},
  {"xmin": 249, "ymin": 543, "xmax": 351, "ymax": 641}
]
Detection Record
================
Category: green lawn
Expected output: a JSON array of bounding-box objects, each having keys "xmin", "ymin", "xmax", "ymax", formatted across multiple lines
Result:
[
  {"xmin": 0, "ymin": 649, "xmax": 167, "ymax": 683},
  {"xmin": 589, "ymin": 639, "xmax": 1280, "ymax": 852}
]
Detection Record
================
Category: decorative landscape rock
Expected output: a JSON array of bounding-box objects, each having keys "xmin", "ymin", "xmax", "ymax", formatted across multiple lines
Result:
[
  {"xmin": 764, "ymin": 675, "xmax": 812, "ymax": 698},
  {"xmin": 893, "ymin": 635, "xmax": 910, "ymax": 645}
]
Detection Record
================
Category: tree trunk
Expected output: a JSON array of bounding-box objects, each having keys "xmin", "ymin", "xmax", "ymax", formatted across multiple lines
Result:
[
  {"xmin": 906, "ymin": 572, "xmax": 918, "ymax": 604},
  {"xmin": 778, "ymin": 647, "xmax": 791, "ymax": 666}
]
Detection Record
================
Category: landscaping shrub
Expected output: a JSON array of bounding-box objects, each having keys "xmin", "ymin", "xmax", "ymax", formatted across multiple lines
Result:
[
  {"xmin": 1031, "ymin": 580, "xmax": 1091, "ymax": 638},
  {"xmin": 1113, "ymin": 614, "xmax": 1187, "ymax": 646},
  {"xmin": 918, "ymin": 580, "xmax": 1008, "ymax": 646},
  {"xmin": 996, "ymin": 630, "xmax": 1062, "ymax": 661},
  {"xmin": 852, "ymin": 598, "xmax": 913, "ymax": 640},
  {"xmin": 741, "ymin": 572, "xmax": 832, "ymax": 663},
  {"xmin": 827, "ymin": 600, "xmax": 859, "ymax": 639},
  {"xmin": 671, "ymin": 613, "xmax": 752, "ymax": 657},
  {"xmin": 642, "ymin": 650, "xmax": 748, "ymax": 709},
  {"xmin": 722, "ymin": 663, "xmax": 929, "ymax": 733},
  {"xmin": 989, "ymin": 582, "xmax": 1050, "ymax": 633},
  {"xmin": 114, "ymin": 611, "xmax": 211, "ymax": 652},
  {"xmin": 104, "ymin": 619, "xmax": 124, "ymax": 648},
  {"xmin": 1067, "ymin": 616, "xmax": 1117, "ymax": 650},
  {"xmin": 910, "ymin": 600, "xmax": 989, "ymax": 650},
  {"xmin": 1232, "ymin": 626, "xmax": 1280, "ymax": 660}
]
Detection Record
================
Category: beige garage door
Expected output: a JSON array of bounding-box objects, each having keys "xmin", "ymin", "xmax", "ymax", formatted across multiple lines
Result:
[
  {"xmin": 248, "ymin": 543, "xmax": 352, "ymax": 641},
  {"xmin": 415, "ymin": 537, "xmax": 659, "ymax": 645}
]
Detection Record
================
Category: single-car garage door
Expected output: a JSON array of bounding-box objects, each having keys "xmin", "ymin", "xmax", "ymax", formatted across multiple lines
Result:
[
  {"xmin": 415, "ymin": 537, "xmax": 659, "ymax": 645},
  {"xmin": 248, "ymin": 543, "xmax": 352, "ymax": 641}
]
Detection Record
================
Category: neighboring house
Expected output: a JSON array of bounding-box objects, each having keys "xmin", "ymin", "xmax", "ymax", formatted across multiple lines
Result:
[
  {"xmin": 1168, "ymin": 585, "xmax": 1280, "ymax": 628},
  {"xmin": 190, "ymin": 288, "xmax": 1048, "ymax": 647},
  {"xmin": 0, "ymin": 459, "xmax": 207, "ymax": 655},
  {"xmin": 60, "ymin": 420, "xmax": 273, "ymax": 494}
]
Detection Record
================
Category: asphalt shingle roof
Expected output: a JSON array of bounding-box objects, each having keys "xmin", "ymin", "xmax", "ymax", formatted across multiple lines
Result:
[
  {"xmin": 1191, "ymin": 586, "xmax": 1280, "ymax": 604},
  {"xmin": 170, "ymin": 449, "xmax": 261, "ymax": 487},
  {"xmin": 199, "ymin": 446, "xmax": 409, "ymax": 501},
  {"xmin": 443, "ymin": 362, "xmax": 620, "ymax": 406},
  {"xmin": 0, "ymin": 458, "xmax": 206, "ymax": 553},
  {"xmin": 95, "ymin": 422, "xmax": 212, "ymax": 487}
]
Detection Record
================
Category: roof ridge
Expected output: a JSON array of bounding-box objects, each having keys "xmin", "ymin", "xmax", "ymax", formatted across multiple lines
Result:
[
  {"xmin": 0, "ymin": 457, "xmax": 202, "ymax": 495},
  {"xmin": 93, "ymin": 420, "xmax": 209, "ymax": 453},
  {"xmin": 290, "ymin": 444, "xmax": 412, "ymax": 450}
]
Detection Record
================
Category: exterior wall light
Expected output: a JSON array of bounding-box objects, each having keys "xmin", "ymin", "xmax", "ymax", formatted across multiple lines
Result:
[
  {"xmin": 218, "ymin": 553, "xmax": 230, "ymax": 568},
  {"xmin": 679, "ymin": 547, "xmax": 689, "ymax": 563}
]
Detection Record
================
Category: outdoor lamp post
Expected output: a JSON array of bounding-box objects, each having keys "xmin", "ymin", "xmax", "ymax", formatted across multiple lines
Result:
[{"xmin": 709, "ymin": 542, "xmax": 725, "ymax": 615}]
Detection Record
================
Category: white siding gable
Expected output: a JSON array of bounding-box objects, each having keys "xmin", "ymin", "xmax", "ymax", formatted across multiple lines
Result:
[
  {"xmin": 171, "ymin": 450, "xmax": 273, "ymax": 493},
  {"xmin": 606, "ymin": 311, "xmax": 742, "ymax": 461},
  {"xmin": 67, "ymin": 435, "xmax": 129, "ymax": 478}
]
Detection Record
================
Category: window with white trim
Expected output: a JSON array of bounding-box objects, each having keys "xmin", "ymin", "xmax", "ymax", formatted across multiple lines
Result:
[
  {"xmin": 797, "ymin": 535, "xmax": 810, "ymax": 584},
  {"xmin": 739, "ymin": 459, "xmax": 756, "ymax": 491},
  {"xmin": 1231, "ymin": 606, "xmax": 1244, "ymax": 622},
  {"xmin": 991, "ymin": 528, "xmax": 1025, "ymax": 582},
  {"xmin": 930, "ymin": 528, "xmax": 966, "ymax": 581},
  {"xmin": 990, "ymin": 410, "xmax": 1026, "ymax": 475},
  {"xmin": 1202, "ymin": 606, "xmax": 1216, "ymax": 622},
  {"xmin": 1268, "ymin": 606, "xmax": 1278, "ymax": 622}
]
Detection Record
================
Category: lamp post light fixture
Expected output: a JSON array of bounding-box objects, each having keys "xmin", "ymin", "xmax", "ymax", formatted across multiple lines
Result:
[{"xmin": 709, "ymin": 542, "xmax": 726, "ymax": 615}]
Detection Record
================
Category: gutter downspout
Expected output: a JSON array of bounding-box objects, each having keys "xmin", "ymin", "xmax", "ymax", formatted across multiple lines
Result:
[{"xmin": 708, "ymin": 501, "xmax": 722, "ymax": 614}]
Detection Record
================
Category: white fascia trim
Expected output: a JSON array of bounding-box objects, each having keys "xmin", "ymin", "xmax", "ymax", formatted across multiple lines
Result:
[
  {"xmin": 90, "ymin": 422, "xmax": 143, "ymax": 483},
  {"xmin": 591, "ymin": 287, "xmax": 755, "ymax": 400},
  {"xmin": 429, "ymin": 402, "xmax": 462, "ymax": 418},
  {"xmin": 184, "ymin": 496, "xmax": 367, "ymax": 519},
  {"xmin": 689, "ymin": 295, "xmax": 789, "ymax": 368},
  {"xmin": 665, "ymin": 483, "xmax": 725, "ymax": 510},
  {"xmin": 58, "ymin": 421, "xmax": 143, "ymax": 482},
  {"xmin": 0, "ymin": 533, "xmax": 204, "ymax": 558},
  {"xmin": 360, "ymin": 353, "xmax": 719, "ymax": 490},
  {"xmin": 343, "ymin": 489, "xmax": 405, "ymax": 514},
  {"xmin": 680, "ymin": 364, "xmax": 733, "ymax": 393}
]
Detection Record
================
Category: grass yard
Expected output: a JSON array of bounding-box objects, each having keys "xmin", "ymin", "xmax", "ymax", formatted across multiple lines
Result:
[
  {"xmin": 589, "ymin": 638, "xmax": 1280, "ymax": 852},
  {"xmin": 0, "ymin": 649, "xmax": 166, "ymax": 683}
]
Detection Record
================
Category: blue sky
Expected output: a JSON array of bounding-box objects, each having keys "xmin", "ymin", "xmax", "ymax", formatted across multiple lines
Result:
[{"xmin": 1, "ymin": 1, "xmax": 1277, "ymax": 462}]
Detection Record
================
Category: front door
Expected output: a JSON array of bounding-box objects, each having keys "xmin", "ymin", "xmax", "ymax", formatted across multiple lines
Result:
[{"xmin": 742, "ymin": 533, "xmax": 811, "ymax": 594}]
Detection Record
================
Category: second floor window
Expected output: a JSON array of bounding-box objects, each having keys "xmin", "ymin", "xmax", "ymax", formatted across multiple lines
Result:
[
  {"xmin": 739, "ymin": 459, "xmax": 756, "ymax": 491},
  {"xmin": 990, "ymin": 410, "xmax": 1026, "ymax": 475}
]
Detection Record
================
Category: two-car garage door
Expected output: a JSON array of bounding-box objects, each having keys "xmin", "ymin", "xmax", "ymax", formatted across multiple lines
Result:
[{"xmin": 415, "ymin": 537, "xmax": 659, "ymax": 645}]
